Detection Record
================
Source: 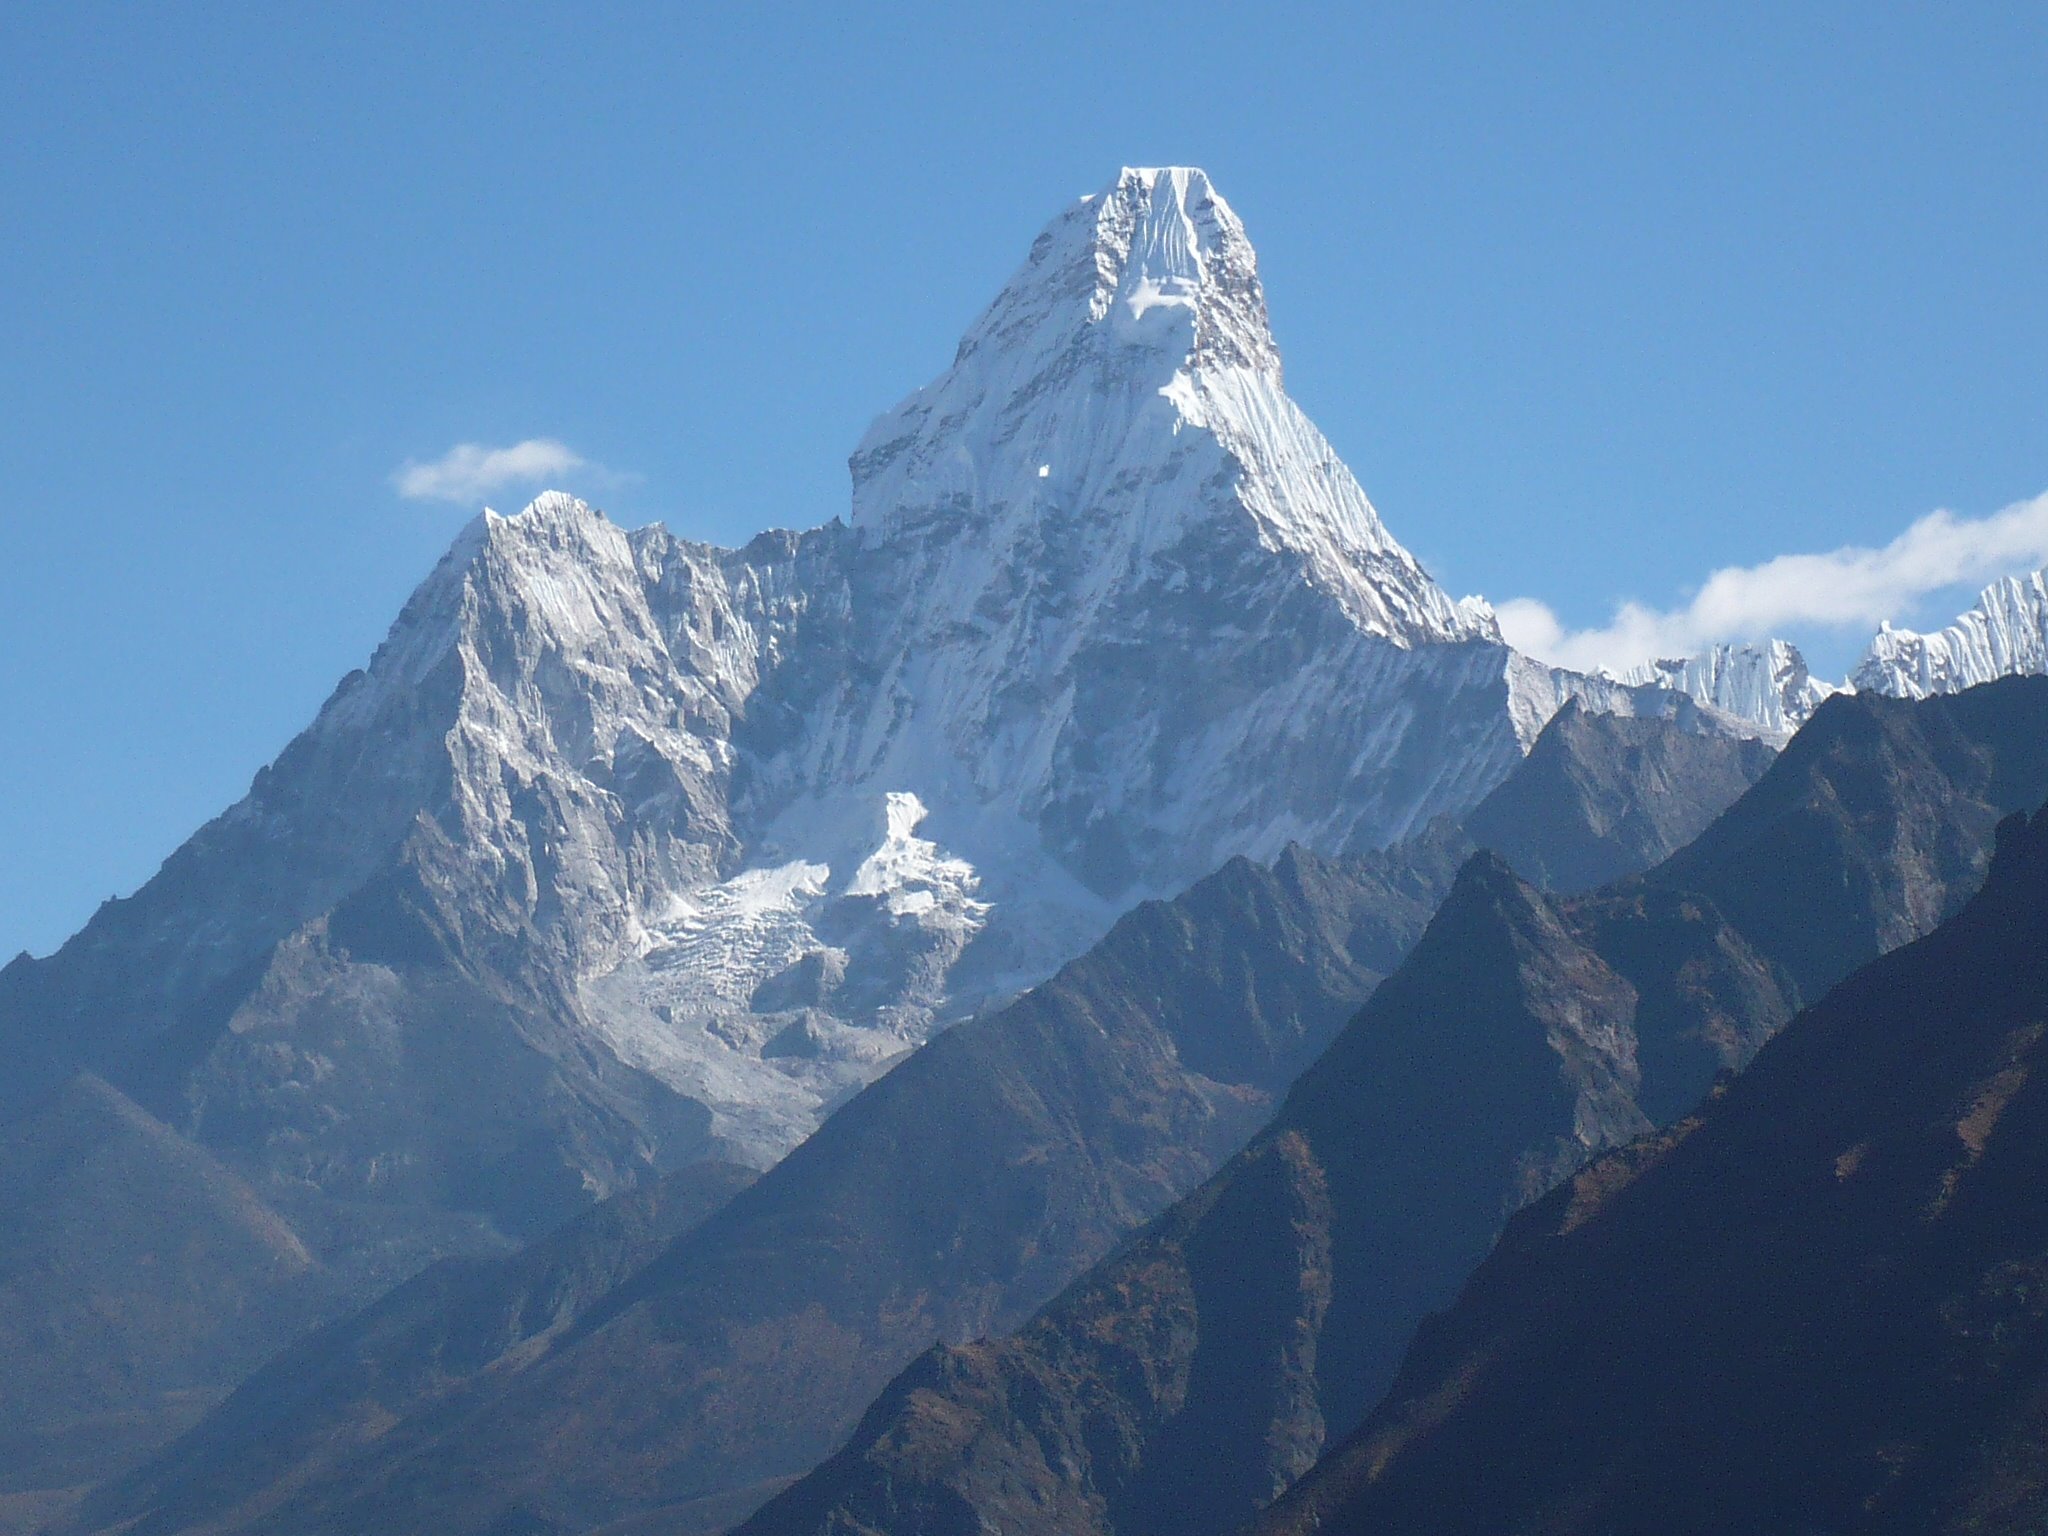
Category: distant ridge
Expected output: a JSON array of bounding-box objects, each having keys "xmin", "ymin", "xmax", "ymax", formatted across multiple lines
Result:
[{"xmin": 1610, "ymin": 559, "xmax": 2048, "ymax": 737}]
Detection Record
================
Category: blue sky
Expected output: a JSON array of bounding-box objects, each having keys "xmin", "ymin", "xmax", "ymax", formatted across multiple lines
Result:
[{"xmin": 4, "ymin": 3, "xmax": 2046, "ymax": 957}]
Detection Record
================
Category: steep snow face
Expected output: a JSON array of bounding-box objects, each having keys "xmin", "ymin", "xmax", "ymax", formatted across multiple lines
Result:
[
  {"xmin": 755, "ymin": 166, "xmax": 1542, "ymax": 911},
  {"xmin": 1619, "ymin": 641, "xmax": 1835, "ymax": 743},
  {"xmin": 850, "ymin": 167, "xmax": 1492, "ymax": 645},
  {"xmin": 1853, "ymin": 568, "xmax": 2048, "ymax": 698}
]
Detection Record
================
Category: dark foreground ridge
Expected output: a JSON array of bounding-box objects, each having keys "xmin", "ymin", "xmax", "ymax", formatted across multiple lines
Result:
[
  {"xmin": 1261, "ymin": 795, "xmax": 2048, "ymax": 1535},
  {"xmin": 62, "ymin": 842, "xmax": 1441, "ymax": 1536}
]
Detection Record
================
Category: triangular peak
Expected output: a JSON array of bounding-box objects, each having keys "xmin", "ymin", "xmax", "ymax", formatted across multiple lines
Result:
[{"xmin": 847, "ymin": 166, "xmax": 1483, "ymax": 647}]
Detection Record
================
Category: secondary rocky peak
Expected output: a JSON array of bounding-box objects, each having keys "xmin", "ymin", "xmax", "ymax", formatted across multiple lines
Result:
[{"xmin": 483, "ymin": 487, "xmax": 601, "ymax": 529}]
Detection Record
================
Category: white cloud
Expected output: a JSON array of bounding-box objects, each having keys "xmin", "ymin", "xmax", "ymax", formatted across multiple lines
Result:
[
  {"xmin": 1499, "ymin": 491, "xmax": 2048, "ymax": 675},
  {"xmin": 392, "ymin": 438, "xmax": 589, "ymax": 503}
]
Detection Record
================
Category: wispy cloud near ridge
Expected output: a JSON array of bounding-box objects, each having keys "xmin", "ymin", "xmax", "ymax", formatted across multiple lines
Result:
[
  {"xmin": 392, "ymin": 439, "xmax": 589, "ymax": 503},
  {"xmin": 1498, "ymin": 491, "xmax": 2048, "ymax": 675}
]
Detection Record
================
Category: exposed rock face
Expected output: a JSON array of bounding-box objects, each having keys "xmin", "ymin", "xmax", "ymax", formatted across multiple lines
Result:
[
  {"xmin": 738, "ymin": 680, "xmax": 2048, "ymax": 1536},
  {"xmin": 1258, "ymin": 798, "xmax": 2048, "ymax": 1536}
]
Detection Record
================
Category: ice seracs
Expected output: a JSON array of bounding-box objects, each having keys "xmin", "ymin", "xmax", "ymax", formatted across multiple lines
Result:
[
  {"xmin": 1619, "ymin": 641, "xmax": 1836, "ymax": 741},
  {"xmin": 1610, "ymin": 562, "xmax": 2048, "ymax": 737},
  {"xmin": 1853, "ymin": 566, "xmax": 2048, "ymax": 698}
]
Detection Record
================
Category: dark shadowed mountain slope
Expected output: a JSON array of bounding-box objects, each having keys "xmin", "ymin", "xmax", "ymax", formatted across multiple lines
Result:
[
  {"xmin": 51, "ymin": 705, "xmax": 1752, "ymax": 1536},
  {"xmin": 57, "ymin": 1159, "xmax": 752, "ymax": 1536},
  {"xmin": 0, "ymin": 1076, "xmax": 334, "ymax": 1506},
  {"xmin": 1259, "ymin": 800, "xmax": 2048, "ymax": 1536},
  {"xmin": 739, "ymin": 856, "xmax": 1785, "ymax": 1536},
  {"xmin": 740, "ymin": 680, "xmax": 2048, "ymax": 1536},
  {"xmin": 1652, "ymin": 674, "xmax": 2048, "ymax": 1000},
  {"xmin": 1460, "ymin": 700, "xmax": 1774, "ymax": 895}
]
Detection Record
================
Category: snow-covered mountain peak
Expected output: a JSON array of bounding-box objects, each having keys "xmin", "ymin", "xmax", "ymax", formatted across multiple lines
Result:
[
  {"xmin": 1090, "ymin": 166, "xmax": 1275, "ymax": 373},
  {"xmin": 933, "ymin": 165, "xmax": 1273, "ymax": 384},
  {"xmin": 3, "ymin": 169, "xmax": 1724, "ymax": 1215},
  {"xmin": 847, "ymin": 166, "xmax": 1487, "ymax": 647}
]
